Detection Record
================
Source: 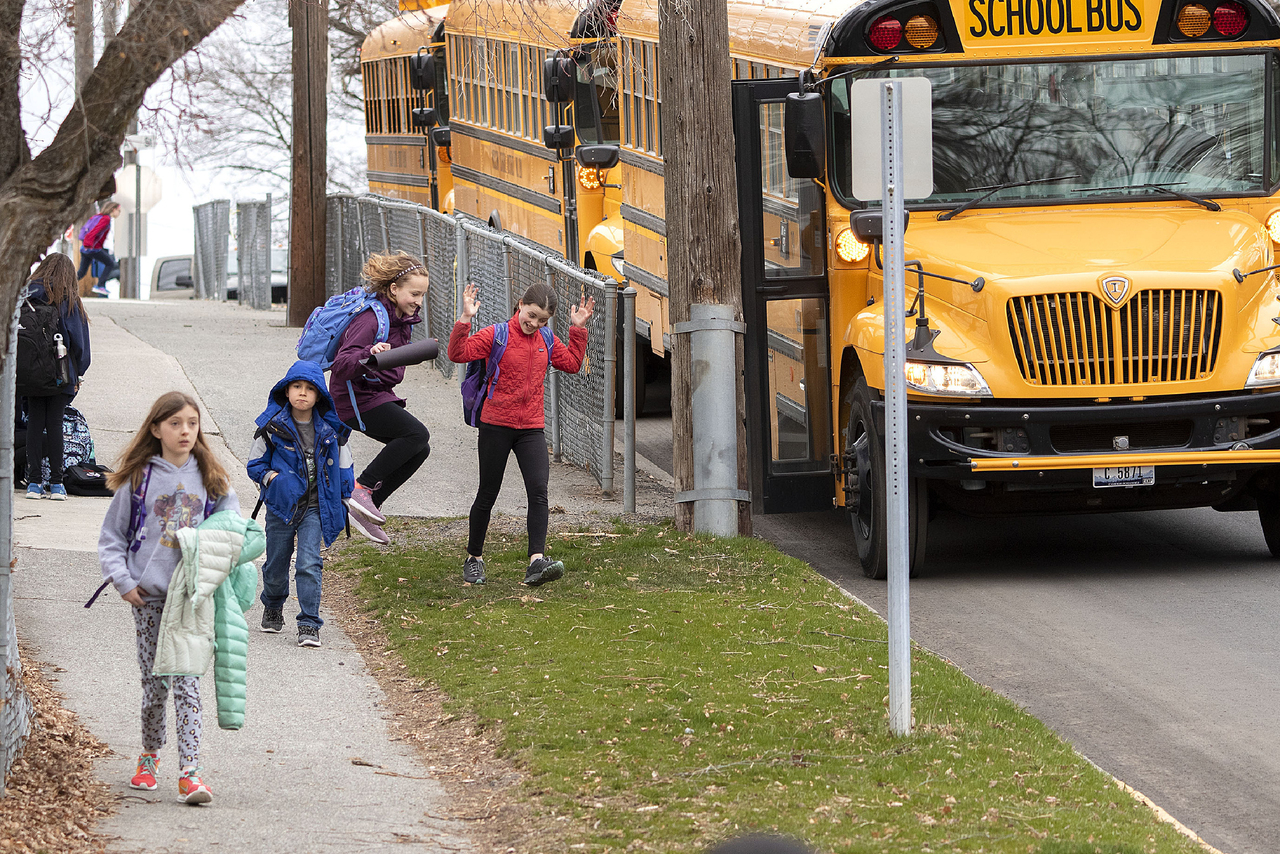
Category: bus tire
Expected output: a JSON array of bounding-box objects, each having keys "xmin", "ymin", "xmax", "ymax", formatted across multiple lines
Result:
[
  {"xmin": 1257, "ymin": 493, "xmax": 1280, "ymax": 557},
  {"xmin": 845, "ymin": 377, "xmax": 928, "ymax": 579}
]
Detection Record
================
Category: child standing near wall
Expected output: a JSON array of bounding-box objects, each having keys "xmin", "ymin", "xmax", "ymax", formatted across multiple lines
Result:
[
  {"xmin": 447, "ymin": 281, "xmax": 594, "ymax": 586},
  {"xmin": 247, "ymin": 361, "xmax": 354, "ymax": 648},
  {"xmin": 98, "ymin": 392, "xmax": 239, "ymax": 805}
]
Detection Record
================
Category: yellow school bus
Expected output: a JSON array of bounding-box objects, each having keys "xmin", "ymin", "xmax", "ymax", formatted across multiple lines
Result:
[
  {"xmin": 362, "ymin": 2, "xmax": 454, "ymax": 211},
  {"xmin": 649, "ymin": 0, "xmax": 1280, "ymax": 577}
]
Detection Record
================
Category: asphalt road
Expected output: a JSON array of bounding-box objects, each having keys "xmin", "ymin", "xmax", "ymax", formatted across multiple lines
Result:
[{"xmin": 635, "ymin": 398, "xmax": 1276, "ymax": 854}]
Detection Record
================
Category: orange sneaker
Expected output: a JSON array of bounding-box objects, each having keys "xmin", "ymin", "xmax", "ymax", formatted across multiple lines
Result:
[
  {"xmin": 177, "ymin": 768, "xmax": 213, "ymax": 805},
  {"xmin": 129, "ymin": 753, "xmax": 158, "ymax": 791}
]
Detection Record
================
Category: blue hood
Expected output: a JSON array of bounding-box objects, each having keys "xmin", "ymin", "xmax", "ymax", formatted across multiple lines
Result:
[{"xmin": 256, "ymin": 360, "xmax": 349, "ymax": 440}]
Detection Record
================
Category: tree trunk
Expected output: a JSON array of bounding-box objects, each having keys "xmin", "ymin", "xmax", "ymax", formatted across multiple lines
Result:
[
  {"xmin": 288, "ymin": 0, "xmax": 329, "ymax": 327},
  {"xmin": 0, "ymin": 0, "xmax": 250, "ymax": 361},
  {"xmin": 657, "ymin": 0, "xmax": 750, "ymax": 535},
  {"xmin": 73, "ymin": 0, "xmax": 93, "ymax": 92}
]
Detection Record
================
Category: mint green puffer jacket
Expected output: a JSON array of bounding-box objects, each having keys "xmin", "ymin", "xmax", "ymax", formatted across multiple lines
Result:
[{"xmin": 154, "ymin": 511, "xmax": 264, "ymax": 730}]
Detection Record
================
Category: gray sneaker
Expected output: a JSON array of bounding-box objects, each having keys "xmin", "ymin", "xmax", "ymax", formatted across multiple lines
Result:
[
  {"xmin": 297, "ymin": 625, "xmax": 321, "ymax": 648},
  {"xmin": 260, "ymin": 606, "xmax": 284, "ymax": 633},
  {"xmin": 348, "ymin": 511, "xmax": 390, "ymax": 545},
  {"xmin": 462, "ymin": 556, "xmax": 486, "ymax": 584},
  {"xmin": 524, "ymin": 557, "xmax": 564, "ymax": 587}
]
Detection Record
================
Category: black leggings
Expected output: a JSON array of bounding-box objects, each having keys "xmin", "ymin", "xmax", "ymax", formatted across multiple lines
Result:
[
  {"xmin": 468, "ymin": 425, "xmax": 549, "ymax": 558},
  {"xmin": 342, "ymin": 401, "xmax": 431, "ymax": 508},
  {"xmin": 26, "ymin": 394, "xmax": 70, "ymax": 484}
]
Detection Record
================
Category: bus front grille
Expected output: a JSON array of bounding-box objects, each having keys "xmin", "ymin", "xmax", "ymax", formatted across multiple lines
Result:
[{"xmin": 1006, "ymin": 289, "xmax": 1223, "ymax": 386}]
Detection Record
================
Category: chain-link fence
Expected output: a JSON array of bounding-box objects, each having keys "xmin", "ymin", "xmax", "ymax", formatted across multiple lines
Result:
[
  {"xmin": 235, "ymin": 197, "xmax": 272, "ymax": 310},
  {"xmin": 326, "ymin": 193, "xmax": 619, "ymax": 491},
  {"xmin": 192, "ymin": 200, "xmax": 231, "ymax": 301}
]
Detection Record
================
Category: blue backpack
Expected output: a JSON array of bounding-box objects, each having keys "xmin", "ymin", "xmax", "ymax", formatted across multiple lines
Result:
[
  {"xmin": 461, "ymin": 322, "xmax": 554, "ymax": 427},
  {"xmin": 296, "ymin": 287, "xmax": 390, "ymax": 370}
]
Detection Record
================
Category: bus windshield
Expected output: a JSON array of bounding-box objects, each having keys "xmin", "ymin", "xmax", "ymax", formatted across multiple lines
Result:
[{"xmin": 830, "ymin": 53, "xmax": 1274, "ymax": 208}]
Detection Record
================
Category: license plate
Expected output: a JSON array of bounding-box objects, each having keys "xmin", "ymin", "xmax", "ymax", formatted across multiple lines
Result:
[{"xmin": 1092, "ymin": 466, "xmax": 1155, "ymax": 488}]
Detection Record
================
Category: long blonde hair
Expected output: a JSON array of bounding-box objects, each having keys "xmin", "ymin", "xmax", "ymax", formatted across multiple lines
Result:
[
  {"xmin": 362, "ymin": 251, "xmax": 427, "ymax": 298},
  {"xmin": 107, "ymin": 392, "xmax": 230, "ymax": 497}
]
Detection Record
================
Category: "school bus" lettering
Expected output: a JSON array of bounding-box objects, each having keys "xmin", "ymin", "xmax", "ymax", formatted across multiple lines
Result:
[{"xmin": 967, "ymin": 0, "xmax": 1142, "ymax": 37}]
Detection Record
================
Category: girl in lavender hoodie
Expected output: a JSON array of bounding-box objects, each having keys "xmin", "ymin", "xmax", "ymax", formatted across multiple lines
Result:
[{"xmin": 98, "ymin": 391, "xmax": 239, "ymax": 805}]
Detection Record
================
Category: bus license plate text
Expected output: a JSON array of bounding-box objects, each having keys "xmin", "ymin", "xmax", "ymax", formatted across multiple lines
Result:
[{"xmin": 1093, "ymin": 465, "xmax": 1155, "ymax": 488}]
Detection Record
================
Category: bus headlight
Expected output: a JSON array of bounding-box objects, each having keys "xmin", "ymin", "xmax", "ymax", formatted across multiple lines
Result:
[
  {"xmin": 835, "ymin": 228, "xmax": 870, "ymax": 263},
  {"xmin": 1246, "ymin": 351, "xmax": 1280, "ymax": 388},
  {"xmin": 904, "ymin": 361, "xmax": 993, "ymax": 396},
  {"xmin": 610, "ymin": 251, "xmax": 626, "ymax": 278}
]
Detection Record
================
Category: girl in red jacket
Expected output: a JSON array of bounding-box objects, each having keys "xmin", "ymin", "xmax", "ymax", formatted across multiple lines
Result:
[{"xmin": 448, "ymin": 281, "xmax": 594, "ymax": 586}]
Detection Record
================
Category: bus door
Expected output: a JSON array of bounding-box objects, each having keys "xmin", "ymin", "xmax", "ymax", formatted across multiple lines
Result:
[{"xmin": 732, "ymin": 77, "xmax": 834, "ymax": 514}]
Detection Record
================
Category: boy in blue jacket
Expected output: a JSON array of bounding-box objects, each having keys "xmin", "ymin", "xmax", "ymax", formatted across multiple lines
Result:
[{"xmin": 247, "ymin": 361, "xmax": 355, "ymax": 648}]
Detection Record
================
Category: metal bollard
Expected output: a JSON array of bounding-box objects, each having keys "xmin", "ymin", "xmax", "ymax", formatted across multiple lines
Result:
[
  {"xmin": 622, "ymin": 287, "xmax": 637, "ymax": 513},
  {"xmin": 601, "ymin": 283, "xmax": 617, "ymax": 497}
]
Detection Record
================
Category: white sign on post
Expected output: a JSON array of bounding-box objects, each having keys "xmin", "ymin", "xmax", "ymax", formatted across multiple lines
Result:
[{"xmin": 850, "ymin": 77, "xmax": 933, "ymax": 201}]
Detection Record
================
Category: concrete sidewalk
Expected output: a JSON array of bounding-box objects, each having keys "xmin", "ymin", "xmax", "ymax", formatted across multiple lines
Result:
[{"xmin": 12, "ymin": 296, "xmax": 672, "ymax": 853}]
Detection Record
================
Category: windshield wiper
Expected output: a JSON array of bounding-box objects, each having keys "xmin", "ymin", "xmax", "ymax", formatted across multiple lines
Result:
[
  {"xmin": 1071, "ymin": 182, "xmax": 1220, "ymax": 211},
  {"xmin": 937, "ymin": 175, "xmax": 1081, "ymax": 221}
]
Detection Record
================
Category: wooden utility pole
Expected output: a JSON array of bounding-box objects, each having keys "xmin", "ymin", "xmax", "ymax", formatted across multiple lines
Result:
[
  {"xmin": 288, "ymin": 0, "xmax": 329, "ymax": 326},
  {"xmin": 658, "ymin": 0, "xmax": 751, "ymax": 535}
]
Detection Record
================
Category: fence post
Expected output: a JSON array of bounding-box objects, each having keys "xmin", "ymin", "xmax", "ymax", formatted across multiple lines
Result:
[
  {"xmin": 415, "ymin": 210, "xmax": 429, "ymax": 335},
  {"xmin": 621, "ymin": 287, "xmax": 637, "ymax": 513},
  {"xmin": 333, "ymin": 199, "xmax": 343, "ymax": 297},
  {"xmin": 356, "ymin": 200, "xmax": 368, "ymax": 260},
  {"xmin": 601, "ymin": 282, "xmax": 617, "ymax": 497},
  {"xmin": 378, "ymin": 201, "xmax": 391, "ymax": 252},
  {"xmin": 545, "ymin": 262, "xmax": 561, "ymax": 461},
  {"xmin": 501, "ymin": 236, "xmax": 514, "ymax": 315}
]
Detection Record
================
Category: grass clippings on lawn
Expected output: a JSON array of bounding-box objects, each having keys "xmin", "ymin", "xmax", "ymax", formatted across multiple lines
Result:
[
  {"xmin": 326, "ymin": 512, "xmax": 1208, "ymax": 854},
  {"xmin": 0, "ymin": 645, "xmax": 112, "ymax": 853}
]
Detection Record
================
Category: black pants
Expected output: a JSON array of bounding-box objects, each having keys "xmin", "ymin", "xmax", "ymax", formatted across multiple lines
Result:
[
  {"xmin": 26, "ymin": 394, "xmax": 70, "ymax": 484},
  {"xmin": 75, "ymin": 248, "xmax": 116, "ymax": 285},
  {"xmin": 343, "ymin": 401, "xmax": 431, "ymax": 508},
  {"xmin": 468, "ymin": 425, "xmax": 549, "ymax": 558}
]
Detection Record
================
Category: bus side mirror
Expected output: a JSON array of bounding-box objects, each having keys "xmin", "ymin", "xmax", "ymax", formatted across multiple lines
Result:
[
  {"xmin": 409, "ymin": 49, "xmax": 435, "ymax": 92},
  {"xmin": 431, "ymin": 126, "xmax": 451, "ymax": 148},
  {"xmin": 543, "ymin": 55, "xmax": 576, "ymax": 104},
  {"xmin": 544, "ymin": 124, "xmax": 575, "ymax": 150},
  {"xmin": 784, "ymin": 92, "xmax": 825, "ymax": 179},
  {"xmin": 412, "ymin": 107, "xmax": 437, "ymax": 130},
  {"xmin": 850, "ymin": 209, "xmax": 910, "ymax": 241},
  {"xmin": 575, "ymin": 145, "xmax": 619, "ymax": 169}
]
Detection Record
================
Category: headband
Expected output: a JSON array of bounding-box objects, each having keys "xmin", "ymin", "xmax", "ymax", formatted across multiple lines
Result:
[{"xmin": 391, "ymin": 264, "xmax": 425, "ymax": 283}]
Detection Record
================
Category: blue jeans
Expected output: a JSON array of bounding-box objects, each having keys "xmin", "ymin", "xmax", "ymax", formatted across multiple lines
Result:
[{"xmin": 260, "ymin": 506, "xmax": 324, "ymax": 628}]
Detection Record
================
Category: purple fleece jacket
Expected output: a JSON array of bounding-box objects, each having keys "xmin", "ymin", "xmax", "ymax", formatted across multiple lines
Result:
[{"xmin": 327, "ymin": 294, "xmax": 421, "ymax": 423}]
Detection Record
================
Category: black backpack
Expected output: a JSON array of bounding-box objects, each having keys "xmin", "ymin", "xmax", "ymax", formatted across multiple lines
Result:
[{"xmin": 15, "ymin": 299, "xmax": 63, "ymax": 396}]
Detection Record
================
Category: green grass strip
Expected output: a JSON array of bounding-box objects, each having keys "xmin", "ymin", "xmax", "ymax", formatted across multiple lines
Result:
[{"xmin": 330, "ymin": 517, "xmax": 1206, "ymax": 854}]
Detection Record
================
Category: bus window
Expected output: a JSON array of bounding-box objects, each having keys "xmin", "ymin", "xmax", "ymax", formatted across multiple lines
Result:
[
  {"xmin": 765, "ymin": 297, "xmax": 832, "ymax": 470},
  {"xmin": 831, "ymin": 53, "xmax": 1270, "ymax": 208},
  {"xmin": 573, "ymin": 44, "xmax": 621, "ymax": 146},
  {"xmin": 760, "ymin": 99, "xmax": 824, "ymax": 279}
]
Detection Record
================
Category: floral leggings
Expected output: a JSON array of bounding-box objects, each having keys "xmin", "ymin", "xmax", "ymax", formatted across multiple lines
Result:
[{"xmin": 133, "ymin": 601, "xmax": 201, "ymax": 769}]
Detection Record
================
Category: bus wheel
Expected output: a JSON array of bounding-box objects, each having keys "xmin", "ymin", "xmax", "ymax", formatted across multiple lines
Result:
[
  {"xmin": 845, "ymin": 377, "xmax": 929, "ymax": 579},
  {"xmin": 615, "ymin": 332, "xmax": 647, "ymax": 418},
  {"xmin": 1257, "ymin": 493, "xmax": 1280, "ymax": 557}
]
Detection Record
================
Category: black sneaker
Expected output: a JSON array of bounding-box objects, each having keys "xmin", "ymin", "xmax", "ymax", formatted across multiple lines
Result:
[
  {"xmin": 298, "ymin": 625, "xmax": 321, "ymax": 648},
  {"xmin": 261, "ymin": 606, "xmax": 284, "ymax": 633},
  {"xmin": 524, "ymin": 557, "xmax": 564, "ymax": 587},
  {"xmin": 462, "ymin": 556, "xmax": 486, "ymax": 585}
]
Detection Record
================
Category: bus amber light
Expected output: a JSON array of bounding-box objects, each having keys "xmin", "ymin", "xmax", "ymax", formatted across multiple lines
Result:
[
  {"xmin": 1266, "ymin": 211, "xmax": 1280, "ymax": 243},
  {"xmin": 904, "ymin": 15, "xmax": 939, "ymax": 48},
  {"xmin": 578, "ymin": 166, "xmax": 602, "ymax": 190},
  {"xmin": 836, "ymin": 228, "xmax": 869, "ymax": 263},
  {"xmin": 868, "ymin": 16, "xmax": 903, "ymax": 50},
  {"xmin": 1213, "ymin": 1, "xmax": 1248, "ymax": 35},
  {"xmin": 1176, "ymin": 4, "xmax": 1212, "ymax": 36}
]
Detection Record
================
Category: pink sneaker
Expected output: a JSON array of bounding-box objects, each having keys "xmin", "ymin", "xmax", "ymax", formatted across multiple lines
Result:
[
  {"xmin": 346, "ymin": 486, "xmax": 386, "ymax": 525},
  {"xmin": 348, "ymin": 511, "xmax": 390, "ymax": 545}
]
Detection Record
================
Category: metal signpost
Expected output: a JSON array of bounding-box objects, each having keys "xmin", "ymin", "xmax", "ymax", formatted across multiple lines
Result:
[{"xmin": 851, "ymin": 77, "xmax": 933, "ymax": 737}]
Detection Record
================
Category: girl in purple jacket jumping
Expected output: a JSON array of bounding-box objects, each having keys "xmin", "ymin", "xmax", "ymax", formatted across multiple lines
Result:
[{"xmin": 329, "ymin": 252, "xmax": 431, "ymax": 544}]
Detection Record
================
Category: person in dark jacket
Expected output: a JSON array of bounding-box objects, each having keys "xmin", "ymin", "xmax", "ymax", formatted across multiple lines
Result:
[
  {"xmin": 75, "ymin": 202, "xmax": 121, "ymax": 294},
  {"xmin": 23, "ymin": 253, "xmax": 91, "ymax": 500},
  {"xmin": 247, "ymin": 360, "xmax": 354, "ymax": 648},
  {"xmin": 329, "ymin": 251, "xmax": 431, "ymax": 545}
]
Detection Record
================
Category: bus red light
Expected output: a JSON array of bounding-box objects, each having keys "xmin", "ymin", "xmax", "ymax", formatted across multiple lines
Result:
[
  {"xmin": 1213, "ymin": 1, "xmax": 1248, "ymax": 35},
  {"xmin": 868, "ymin": 16, "xmax": 903, "ymax": 50}
]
